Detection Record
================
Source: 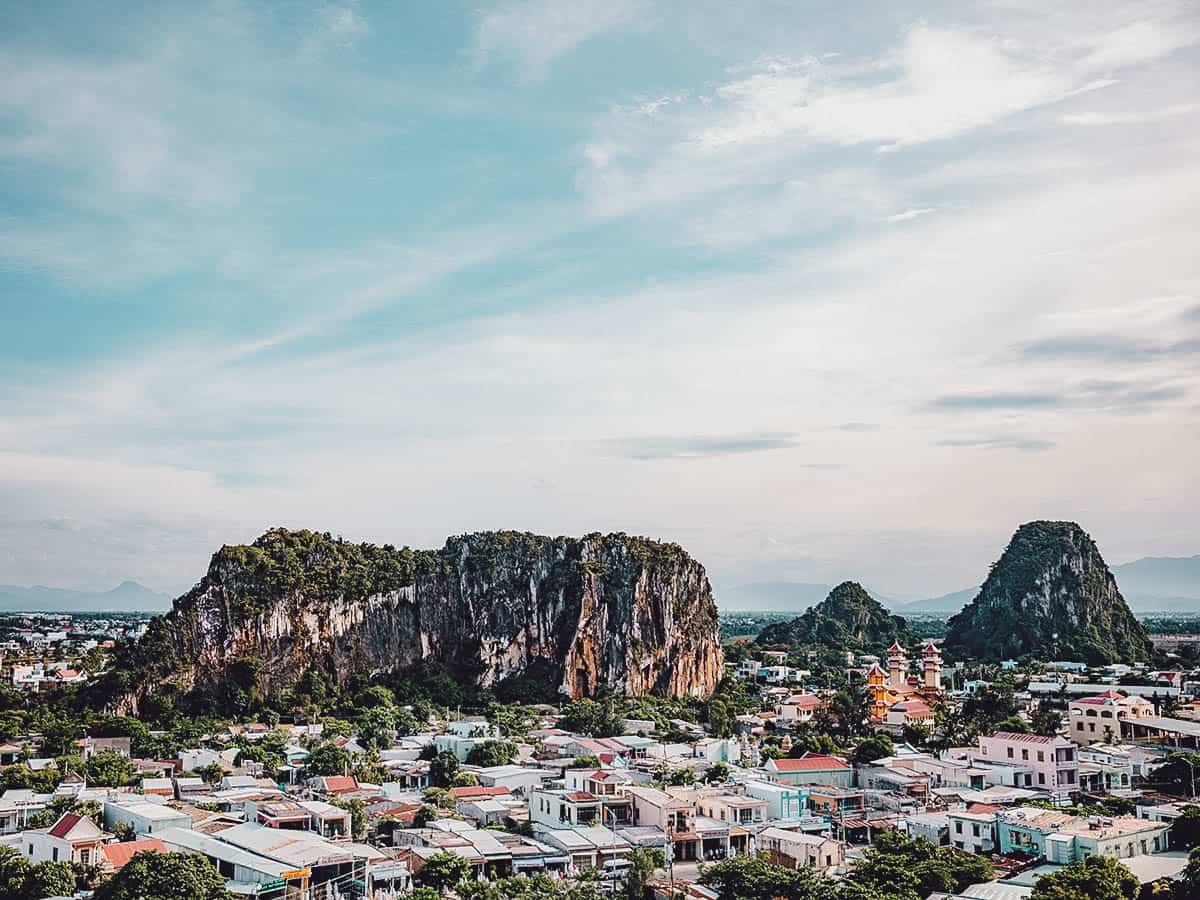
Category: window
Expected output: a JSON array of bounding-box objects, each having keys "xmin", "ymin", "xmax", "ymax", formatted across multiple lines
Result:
[
  {"xmin": 955, "ymin": 821, "xmax": 963, "ymax": 834},
  {"xmin": 1007, "ymin": 748, "xmax": 1014, "ymax": 759},
  {"xmin": 80, "ymin": 848, "xmax": 90, "ymax": 864},
  {"xmin": 1022, "ymin": 749, "xmax": 1029, "ymax": 761},
  {"xmin": 1038, "ymin": 773, "xmax": 1045, "ymax": 785},
  {"xmin": 1089, "ymin": 723, "xmax": 1095, "ymax": 732},
  {"xmin": 52, "ymin": 848, "xmax": 58, "ymax": 862},
  {"xmin": 1038, "ymin": 751, "xmax": 1045, "ymax": 762},
  {"xmin": 972, "ymin": 824, "xmax": 981, "ymax": 837}
]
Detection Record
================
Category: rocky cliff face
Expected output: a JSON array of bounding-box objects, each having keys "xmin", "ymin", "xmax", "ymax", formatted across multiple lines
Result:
[
  {"xmin": 118, "ymin": 529, "xmax": 723, "ymax": 712},
  {"xmin": 756, "ymin": 581, "xmax": 911, "ymax": 652},
  {"xmin": 944, "ymin": 521, "xmax": 1153, "ymax": 663}
]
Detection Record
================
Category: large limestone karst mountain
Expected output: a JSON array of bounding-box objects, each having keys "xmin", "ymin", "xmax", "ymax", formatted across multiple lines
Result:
[
  {"xmin": 755, "ymin": 580, "xmax": 912, "ymax": 652},
  {"xmin": 944, "ymin": 521, "xmax": 1153, "ymax": 664},
  {"xmin": 114, "ymin": 528, "xmax": 723, "ymax": 713}
]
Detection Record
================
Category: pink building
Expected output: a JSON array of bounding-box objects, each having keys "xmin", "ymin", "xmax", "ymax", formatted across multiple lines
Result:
[{"xmin": 977, "ymin": 732, "xmax": 1078, "ymax": 801}]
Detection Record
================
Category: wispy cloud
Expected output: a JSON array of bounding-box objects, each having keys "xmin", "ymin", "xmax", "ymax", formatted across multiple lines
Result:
[
  {"xmin": 302, "ymin": 1, "xmax": 371, "ymax": 57},
  {"xmin": 937, "ymin": 435, "xmax": 1056, "ymax": 452},
  {"xmin": 1021, "ymin": 334, "xmax": 1200, "ymax": 363},
  {"xmin": 887, "ymin": 207, "xmax": 937, "ymax": 223},
  {"xmin": 929, "ymin": 392, "xmax": 1065, "ymax": 411},
  {"xmin": 837, "ymin": 422, "xmax": 879, "ymax": 432},
  {"xmin": 1060, "ymin": 102, "xmax": 1200, "ymax": 126},
  {"xmin": 476, "ymin": 0, "xmax": 641, "ymax": 78},
  {"xmin": 601, "ymin": 433, "xmax": 803, "ymax": 461}
]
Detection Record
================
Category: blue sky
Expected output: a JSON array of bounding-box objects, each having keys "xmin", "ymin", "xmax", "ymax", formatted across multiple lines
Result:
[{"xmin": 1, "ymin": 0, "xmax": 1198, "ymax": 599}]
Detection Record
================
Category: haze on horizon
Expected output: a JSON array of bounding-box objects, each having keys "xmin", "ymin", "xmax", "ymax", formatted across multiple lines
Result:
[{"xmin": 1, "ymin": 1, "xmax": 1198, "ymax": 600}]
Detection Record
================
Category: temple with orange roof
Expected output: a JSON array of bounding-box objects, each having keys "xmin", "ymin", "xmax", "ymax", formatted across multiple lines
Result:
[{"xmin": 865, "ymin": 641, "xmax": 943, "ymax": 724}]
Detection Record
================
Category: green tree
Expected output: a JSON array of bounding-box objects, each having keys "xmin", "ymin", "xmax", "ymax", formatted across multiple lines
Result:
[
  {"xmin": 1155, "ymin": 753, "xmax": 1200, "ymax": 797},
  {"xmin": 94, "ymin": 850, "xmax": 231, "ymax": 900},
  {"xmin": 1028, "ymin": 855, "xmax": 1138, "ymax": 900},
  {"xmin": 850, "ymin": 831, "xmax": 993, "ymax": 899},
  {"xmin": 1174, "ymin": 805, "xmax": 1200, "ymax": 850},
  {"xmin": 356, "ymin": 706, "xmax": 396, "ymax": 750},
  {"xmin": 422, "ymin": 787, "xmax": 455, "ymax": 809},
  {"xmin": 829, "ymin": 688, "xmax": 869, "ymax": 737},
  {"xmin": 855, "ymin": 734, "xmax": 894, "ymax": 764},
  {"xmin": 707, "ymin": 699, "xmax": 732, "ymax": 738},
  {"xmin": 0, "ymin": 847, "xmax": 31, "ymax": 899},
  {"xmin": 466, "ymin": 740, "xmax": 516, "ymax": 768},
  {"xmin": 572, "ymin": 754, "xmax": 601, "ymax": 769},
  {"xmin": 194, "ymin": 762, "xmax": 225, "ymax": 786},
  {"xmin": 414, "ymin": 850, "xmax": 472, "ymax": 892},
  {"xmin": 699, "ymin": 853, "xmax": 832, "ymax": 900},
  {"xmin": 994, "ymin": 715, "xmax": 1031, "ymax": 734},
  {"xmin": 84, "ymin": 750, "xmax": 136, "ymax": 787},
  {"xmin": 330, "ymin": 797, "xmax": 365, "ymax": 840},
  {"xmin": 413, "ymin": 804, "xmax": 438, "ymax": 827},
  {"xmin": 1179, "ymin": 845, "xmax": 1200, "ymax": 898},
  {"xmin": 429, "ymin": 750, "xmax": 460, "ymax": 788},
  {"xmin": 306, "ymin": 742, "xmax": 350, "ymax": 777},
  {"xmin": 622, "ymin": 848, "xmax": 664, "ymax": 900},
  {"xmin": 706, "ymin": 762, "xmax": 730, "ymax": 783},
  {"xmin": 559, "ymin": 698, "xmax": 621, "ymax": 738},
  {"xmin": 1031, "ymin": 706, "xmax": 1063, "ymax": 737},
  {"xmin": 25, "ymin": 860, "xmax": 77, "ymax": 900}
]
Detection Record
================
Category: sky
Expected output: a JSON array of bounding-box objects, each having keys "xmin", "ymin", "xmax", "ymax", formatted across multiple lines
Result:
[{"xmin": 1, "ymin": 0, "xmax": 1198, "ymax": 602}]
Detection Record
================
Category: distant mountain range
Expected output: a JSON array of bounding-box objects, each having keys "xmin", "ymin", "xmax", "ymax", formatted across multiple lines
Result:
[
  {"xmin": 715, "ymin": 554, "xmax": 1200, "ymax": 616},
  {"xmin": 8, "ymin": 553, "xmax": 1198, "ymax": 617},
  {"xmin": 0, "ymin": 580, "xmax": 171, "ymax": 613}
]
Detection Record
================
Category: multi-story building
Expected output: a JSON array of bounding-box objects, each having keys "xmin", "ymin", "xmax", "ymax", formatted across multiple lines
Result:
[
  {"xmin": 744, "ymin": 780, "xmax": 810, "ymax": 822},
  {"xmin": 778, "ymin": 694, "xmax": 823, "ymax": 725},
  {"xmin": 529, "ymin": 788, "xmax": 602, "ymax": 829},
  {"xmin": 997, "ymin": 807, "xmax": 1170, "ymax": 864},
  {"xmin": 695, "ymin": 793, "xmax": 768, "ymax": 827},
  {"xmin": 1069, "ymin": 691, "xmax": 1154, "ymax": 746},
  {"xmin": 975, "ymin": 732, "xmax": 1078, "ymax": 800},
  {"xmin": 948, "ymin": 806, "xmax": 1000, "ymax": 854}
]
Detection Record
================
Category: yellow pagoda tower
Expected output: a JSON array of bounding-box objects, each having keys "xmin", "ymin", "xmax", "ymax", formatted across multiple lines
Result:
[{"xmin": 865, "ymin": 662, "xmax": 890, "ymax": 721}]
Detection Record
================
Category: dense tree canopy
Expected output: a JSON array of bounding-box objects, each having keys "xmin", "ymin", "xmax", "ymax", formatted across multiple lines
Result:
[
  {"xmin": 1028, "ymin": 855, "xmax": 1138, "ymax": 900},
  {"xmin": 414, "ymin": 851, "xmax": 472, "ymax": 892},
  {"xmin": 94, "ymin": 851, "xmax": 231, "ymax": 900}
]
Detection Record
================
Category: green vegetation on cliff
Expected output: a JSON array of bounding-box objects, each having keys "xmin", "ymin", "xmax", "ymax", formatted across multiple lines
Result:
[
  {"xmin": 102, "ymin": 527, "xmax": 722, "ymax": 718},
  {"xmin": 944, "ymin": 521, "xmax": 1153, "ymax": 664},
  {"xmin": 755, "ymin": 581, "xmax": 912, "ymax": 653}
]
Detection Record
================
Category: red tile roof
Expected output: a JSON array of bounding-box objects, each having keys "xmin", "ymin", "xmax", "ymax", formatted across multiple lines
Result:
[
  {"xmin": 103, "ymin": 839, "xmax": 166, "ymax": 870},
  {"xmin": 786, "ymin": 695, "xmax": 822, "ymax": 709},
  {"xmin": 48, "ymin": 813, "xmax": 84, "ymax": 839},
  {"xmin": 966, "ymin": 803, "xmax": 1003, "ymax": 815},
  {"xmin": 321, "ymin": 776, "xmax": 359, "ymax": 793},
  {"xmin": 565, "ymin": 791, "xmax": 598, "ymax": 802},
  {"xmin": 770, "ymin": 754, "xmax": 849, "ymax": 772}
]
